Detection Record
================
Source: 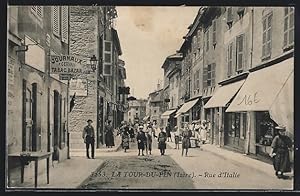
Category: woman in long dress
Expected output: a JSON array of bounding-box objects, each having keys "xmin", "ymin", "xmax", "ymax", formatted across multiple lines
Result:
[
  {"xmin": 269, "ymin": 126, "xmax": 293, "ymax": 179},
  {"xmin": 104, "ymin": 120, "xmax": 115, "ymax": 148},
  {"xmin": 200, "ymin": 120, "xmax": 208, "ymax": 144},
  {"xmin": 181, "ymin": 123, "xmax": 190, "ymax": 156},
  {"xmin": 119, "ymin": 121, "xmax": 130, "ymax": 152}
]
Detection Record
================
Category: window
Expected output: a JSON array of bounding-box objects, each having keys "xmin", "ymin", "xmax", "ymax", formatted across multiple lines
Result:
[
  {"xmin": 194, "ymin": 70, "xmax": 200, "ymax": 91},
  {"xmin": 61, "ymin": 6, "xmax": 69, "ymax": 43},
  {"xmin": 262, "ymin": 13, "xmax": 272, "ymax": 60},
  {"xmin": 212, "ymin": 20, "xmax": 217, "ymax": 45},
  {"xmin": 31, "ymin": 6, "xmax": 43, "ymax": 20},
  {"xmin": 283, "ymin": 7, "xmax": 294, "ymax": 49},
  {"xmin": 227, "ymin": 7, "xmax": 233, "ymax": 28},
  {"xmin": 236, "ymin": 34, "xmax": 244, "ymax": 72},
  {"xmin": 237, "ymin": 7, "xmax": 245, "ymax": 19},
  {"xmin": 129, "ymin": 112, "xmax": 131, "ymax": 116},
  {"xmin": 205, "ymin": 29, "xmax": 209, "ymax": 51},
  {"xmin": 136, "ymin": 108, "xmax": 138, "ymax": 111},
  {"xmin": 171, "ymin": 97, "xmax": 174, "ymax": 108},
  {"xmin": 226, "ymin": 113, "xmax": 240, "ymax": 138},
  {"xmin": 154, "ymin": 110, "xmax": 157, "ymax": 114},
  {"xmin": 103, "ymin": 40, "xmax": 113, "ymax": 76},
  {"xmin": 227, "ymin": 42, "xmax": 233, "ymax": 77},
  {"xmin": 203, "ymin": 64, "xmax": 215, "ymax": 88}
]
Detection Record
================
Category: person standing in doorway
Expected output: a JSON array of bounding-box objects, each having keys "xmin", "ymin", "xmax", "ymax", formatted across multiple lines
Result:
[
  {"xmin": 270, "ymin": 126, "xmax": 293, "ymax": 179},
  {"xmin": 158, "ymin": 127, "xmax": 167, "ymax": 155},
  {"xmin": 104, "ymin": 120, "xmax": 115, "ymax": 148},
  {"xmin": 82, "ymin": 119, "xmax": 95, "ymax": 159}
]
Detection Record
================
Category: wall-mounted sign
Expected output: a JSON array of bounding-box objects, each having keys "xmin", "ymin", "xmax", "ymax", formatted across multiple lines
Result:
[
  {"xmin": 59, "ymin": 74, "xmax": 72, "ymax": 80},
  {"xmin": 50, "ymin": 55, "xmax": 86, "ymax": 74},
  {"xmin": 69, "ymin": 79, "xmax": 88, "ymax": 96}
]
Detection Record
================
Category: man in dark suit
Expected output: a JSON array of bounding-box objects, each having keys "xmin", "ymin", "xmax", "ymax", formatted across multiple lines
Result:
[{"xmin": 82, "ymin": 119, "xmax": 95, "ymax": 159}]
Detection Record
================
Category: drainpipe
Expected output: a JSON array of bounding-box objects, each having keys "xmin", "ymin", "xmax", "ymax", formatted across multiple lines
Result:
[{"xmin": 246, "ymin": 7, "xmax": 254, "ymax": 155}]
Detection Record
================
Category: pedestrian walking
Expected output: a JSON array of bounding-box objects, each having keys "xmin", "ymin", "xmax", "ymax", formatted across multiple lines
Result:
[
  {"xmin": 119, "ymin": 121, "xmax": 130, "ymax": 152},
  {"xmin": 174, "ymin": 126, "xmax": 180, "ymax": 150},
  {"xmin": 137, "ymin": 126, "xmax": 147, "ymax": 156},
  {"xmin": 82, "ymin": 119, "xmax": 95, "ymax": 159},
  {"xmin": 182, "ymin": 123, "xmax": 190, "ymax": 156},
  {"xmin": 269, "ymin": 126, "xmax": 293, "ymax": 179},
  {"xmin": 144, "ymin": 128, "xmax": 153, "ymax": 155},
  {"xmin": 128, "ymin": 123, "xmax": 135, "ymax": 142},
  {"xmin": 104, "ymin": 120, "xmax": 115, "ymax": 148},
  {"xmin": 194, "ymin": 120, "xmax": 201, "ymax": 147},
  {"xmin": 158, "ymin": 127, "xmax": 167, "ymax": 155},
  {"xmin": 200, "ymin": 120, "xmax": 208, "ymax": 144},
  {"xmin": 166, "ymin": 122, "xmax": 172, "ymax": 142}
]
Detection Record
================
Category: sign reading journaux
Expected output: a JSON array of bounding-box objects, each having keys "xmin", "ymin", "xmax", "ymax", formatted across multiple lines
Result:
[{"xmin": 50, "ymin": 55, "xmax": 85, "ymax": 74}]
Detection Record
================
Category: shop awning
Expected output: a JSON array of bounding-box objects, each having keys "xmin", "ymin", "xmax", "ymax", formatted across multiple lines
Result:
[
  {"xmin": 204, "ymin": 79, "xmax": 245, "ymax": 109},
  {"xmin": 174, "ymin": 98, "xmax": 199, "ymax": 118},
  {"xmin": 226, "ymin": 58, "xmax": 294, "ymax": 112},
  {"xmin": 269, "ymin": 70, "xmax": 294, "ymax": 136},
  {"xmin": 161, "ymin": 109, "xmax": 176, "ymax": 119}
]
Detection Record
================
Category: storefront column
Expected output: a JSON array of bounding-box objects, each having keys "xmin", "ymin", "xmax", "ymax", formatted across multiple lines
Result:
[{"xmin": 245, "ymin": 111, "xmax": 256, "ymax": 154}]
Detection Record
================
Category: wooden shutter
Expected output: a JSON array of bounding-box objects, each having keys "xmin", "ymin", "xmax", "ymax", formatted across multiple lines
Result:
[
  {"xmin": 103, "ymin": 40, "xmax": 113, "ymax": 76},
  {"xmin": 36, "ymin": 6, "xmax": 43, "ymax": 18},
  {"xmin": 203, "ymin": 65, "xmax": 208, "ymax": 89},
  {"xmin": 288, "ymin": 8, "xmax": 294, "ymax": 45},
  {"xmin": 236, "ymin": 34, "xmax": 244, "ymax": 71},
  {"xmin": 227, "ymin": 42, "xmax": 233, "ymax": 77},
  {"xmin": 61, "ymin": 6, "xmax": 69, "ymax": 43},
  {"xmin": 212, "ymin": 20, "xmax": 217, "ymax": 44},
  {"xmin": 52, "ymin": 6, "xmax": 60, "ymax": 37},
  {"xmin": 32, "ymin": 83, "xmax": 42, "ymax": 151},
  {"xmin": 283, "ymin": 8, "xmax": 289, "ymax": 48},
  {"xmin": 267, "ymin": 14, "xmax": 272, "ymax": 56},
  {"xmin": 211, "ymin": 63, "xmax": 216, "ymax": 86},
  {"xmin": 206, "ymin": 30, "xmax": 209, "ymax": 51}
]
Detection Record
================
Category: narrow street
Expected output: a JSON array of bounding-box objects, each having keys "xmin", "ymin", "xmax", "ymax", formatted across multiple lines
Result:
[{"xmin": 77, "ymin": 140, "xmax": 293, "ymax": 190}]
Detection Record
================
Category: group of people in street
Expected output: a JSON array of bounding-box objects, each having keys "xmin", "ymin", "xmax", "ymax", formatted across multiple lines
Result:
[{"xmin": 81, "ymin": 118, "xmax": 293, "ymax": 180}]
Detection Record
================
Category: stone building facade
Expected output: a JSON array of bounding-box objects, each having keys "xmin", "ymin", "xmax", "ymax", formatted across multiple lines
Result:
[
  {"xmin": 7, "ymin": 6, "xmax": 70, "ymax": 186},
  {"xmin": 68, "ymin": 6, "xmax": 127, "ymax": 149}
]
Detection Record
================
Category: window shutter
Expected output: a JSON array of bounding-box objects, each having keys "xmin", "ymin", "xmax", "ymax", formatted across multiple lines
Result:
[
  {"xmin": 236, "ymin": 35, "xmax": 244, "ymax": 71},
  {"xmin": 36, "ymin": 6, "xmax": 43, "ymax": 18},
  {"xmin": 61, "ymin": 6, "xmax": 69, "ymax": 43},
  {"xmin": 212, "ymin": 20, "xmax": 217, "ymax": 44},
  {"xmin": 103, "ymin": 40, "xmax": 113, "ymax": 76},
  {"xmin": 288, "ymin": 9, "xmax": 294, "ymax": 45},
  {"xmin": 211, "ymin": 63, "xmax": 216, "ymax": 86},
  {"xmin": 31, "ymin": 6, "xmax": 37, "ymax": 14},
  {"xmin": 227, "ymin": 43, "xmax": 233, "ymax": 77},
  {"xmin": 203, "ymin": 65, "xmax": 208, "ymax": 89},
  {"xmin": 206, "ymin": 30, "xmax": 209, "ymax": 51},
  {"xmin": 52, "ymin": 6, "xmax": 60, "ymax": 37}
]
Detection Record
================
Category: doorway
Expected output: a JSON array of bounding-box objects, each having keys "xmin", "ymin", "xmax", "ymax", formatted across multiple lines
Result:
[{"xmin": 53, "ymin": 90, "xmax": 61, "ymax": 160}]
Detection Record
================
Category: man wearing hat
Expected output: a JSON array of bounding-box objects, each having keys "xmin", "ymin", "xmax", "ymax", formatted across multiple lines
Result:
[
  {"xmin": 82, "ymin": 119, "xmax": 95, "ymax": 159},
  {"xmin": 270, "ymin": 126, "xmax": 293, "ymax": 179},
  {"xmin": 136, "ymin": 126, "xmax": 147, "ymax": 156}
]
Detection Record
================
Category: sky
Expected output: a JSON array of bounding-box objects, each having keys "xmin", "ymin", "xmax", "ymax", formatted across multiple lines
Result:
[{"xmin": 116, "ymin": 6, "xmax": 199, "ymax": 99}]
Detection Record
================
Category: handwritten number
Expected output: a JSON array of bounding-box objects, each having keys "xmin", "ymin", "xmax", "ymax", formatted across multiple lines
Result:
[{"xmin": 237, "ymin": 92, "xmax": 260, "ymax": 106}]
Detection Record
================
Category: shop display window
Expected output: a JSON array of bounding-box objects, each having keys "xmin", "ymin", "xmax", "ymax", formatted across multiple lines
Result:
[{"xmin": 256, "ymin": 112, "xmax": 277, "ymax": 146}]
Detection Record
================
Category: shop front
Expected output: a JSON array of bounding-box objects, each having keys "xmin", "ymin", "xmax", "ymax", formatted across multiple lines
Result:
[
  {"xmin": 204, "ymin": 79, "xmax": 246, "ymax": 147},
  {"xmin": 174, "ymin": 98, "xmax": 199, "ymax": 129},
  {"xmin": 226, "ymin": 57, "xmax": 294, "ymax": 160},
  {"xmin": 161, "ymin": 109, "xmax": 176, "ymax": 129}
]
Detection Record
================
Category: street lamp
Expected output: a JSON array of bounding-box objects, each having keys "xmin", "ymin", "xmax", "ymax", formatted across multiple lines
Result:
[{"xmin": 90, "ymin": 55, "xmax": 98, "ymax": 72}]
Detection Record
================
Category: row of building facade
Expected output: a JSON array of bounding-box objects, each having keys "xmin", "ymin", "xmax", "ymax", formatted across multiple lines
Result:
[
  {"xmin": 156, "ymin": 6, "xmax": 294, "ymax": 162},
  {"xmin": 7, "ymin": 5, "xmax": 128, "ymax": 186}
]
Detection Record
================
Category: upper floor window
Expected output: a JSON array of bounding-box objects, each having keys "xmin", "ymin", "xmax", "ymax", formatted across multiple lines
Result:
[
  {"xmin": 262, "ymin": 12, "xmax": 272, "ymax": 60},
  {"xmin": 203, "ymin": 63, "xmax": 216, "ymax": 88},
  {"xmin": 31, "ymin": 6, "xmax": 43, "ymax": 20},
  {"xmin": 237, "ymin": 7, "xmax": 245, "ymax": 19},
  {"xmin": 236, "ymin": 34, "xmax": 245, "ymax": 72},
  {"xmin": 52, "ymin": 6, "xmax": 69, "ymax": 43},
  {"xmin": 283, "ymin": 7, "xmax": 294, "ymax": 50}
]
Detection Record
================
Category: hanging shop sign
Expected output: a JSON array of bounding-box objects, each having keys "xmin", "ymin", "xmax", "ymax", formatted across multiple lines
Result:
[{"xmin": 50, "ymin": 55, "xmax": 86, "ymax": 74}]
